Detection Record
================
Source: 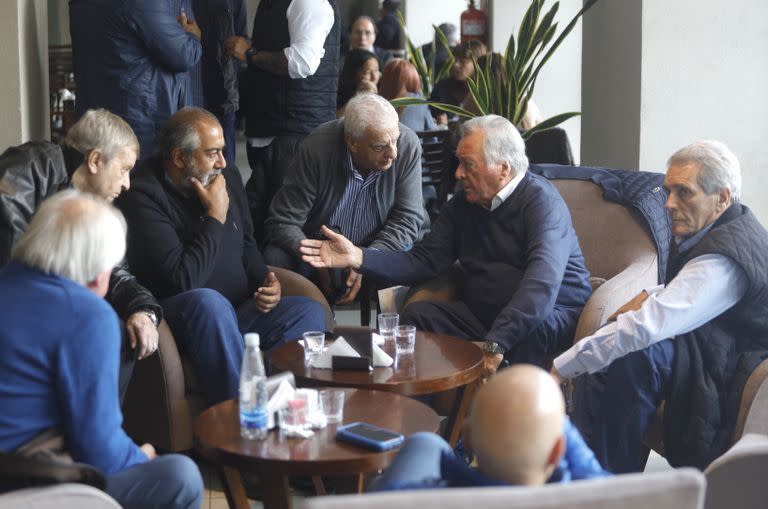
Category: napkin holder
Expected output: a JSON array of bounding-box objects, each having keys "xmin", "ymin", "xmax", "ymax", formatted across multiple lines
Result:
[{"xmin": 332, "ymin": 328, "xmax": 373, "ymax": 371}]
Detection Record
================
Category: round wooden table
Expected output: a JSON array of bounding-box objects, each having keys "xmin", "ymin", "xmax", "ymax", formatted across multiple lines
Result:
[
  {"xmin": 271, "ymin": 330, "xmax": 483, "ymax": 446},
  {"xmin": 195, "ymin": 388, "xmax": 440, "ymax": 509}
]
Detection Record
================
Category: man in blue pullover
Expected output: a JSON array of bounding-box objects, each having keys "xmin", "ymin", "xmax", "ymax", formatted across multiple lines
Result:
[
  {"xmin": 370, "ymin": 365, "xmax": 608, "ymax": 490},
  {"xmin": 0, "ymin": 191, "xmax": 202, "ymax": 509},
  {"xmin": 300, "ymin": 114, "xmax": 592, "ymax": 372}
]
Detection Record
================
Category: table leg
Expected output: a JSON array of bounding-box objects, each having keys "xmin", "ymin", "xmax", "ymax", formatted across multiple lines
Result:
[
  {"xmin": 443, "ymin": 380, "xmax": 478, "ymax": 448},
  {"xmin": 312, "ymin": 476, "xmax": 327, "ymax": 495},
  {"xmin": 219, "ymin": 466, "xmax": 250, "ymax": 509},
  {"xmin": 260, "ymin": 471, "xmax": 292, "ymax": 509}
]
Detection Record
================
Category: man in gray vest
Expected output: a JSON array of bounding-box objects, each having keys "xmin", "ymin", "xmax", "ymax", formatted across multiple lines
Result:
[
  {"xmin": 224, "ymin": 0, "xmax": 340, "ymax": 244},
  {"xmin": 552, "ymin": 140, "xmax": 768, "ymax": 472}
]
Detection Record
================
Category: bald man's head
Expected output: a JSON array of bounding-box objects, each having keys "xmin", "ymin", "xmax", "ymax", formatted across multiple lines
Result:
[{"xmin": 469, "ymin": 365, "xmax": 566, "ymax": 486}]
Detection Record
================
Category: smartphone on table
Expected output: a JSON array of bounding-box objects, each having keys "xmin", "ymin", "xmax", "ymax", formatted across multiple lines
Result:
[{"xmin": 336, "ymin": 422, "xmax": 405, "ymax": 451}]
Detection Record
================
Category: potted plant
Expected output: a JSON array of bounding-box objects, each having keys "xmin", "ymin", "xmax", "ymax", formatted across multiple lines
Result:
[
  {"xmin": 393, "ymin": 0, "xmax": 599, "ymax": 140},
  {"xmin": 397, "ymin": 11, "xmax": 455, "ymax": 99}
]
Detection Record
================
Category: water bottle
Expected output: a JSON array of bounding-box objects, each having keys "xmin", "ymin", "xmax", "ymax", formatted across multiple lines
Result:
[{"xmin": 239, "ymin": 333, "xmax": 268, "ymax": 440}]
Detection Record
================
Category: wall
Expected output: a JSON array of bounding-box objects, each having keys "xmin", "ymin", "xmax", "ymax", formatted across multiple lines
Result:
[
  {"xmin": 0, "ymin": 0, "xmax": 48, "ymax": 148},
  {"xmin": 403, "ymin": 0, "xmax": 466, "ymax": 47},
  {"xmin": 638, "ymin": 0, "xmax": 768, "ymax": 223},
  {"xmin": 490, "ymin": 0, "xmax": 584, "ymax": 163}
]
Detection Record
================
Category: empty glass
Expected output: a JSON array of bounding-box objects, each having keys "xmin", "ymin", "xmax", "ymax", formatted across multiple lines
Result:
[
  {"xmin": 320, "ymin": 389, "xmax": 345, "ymax": 424},
  {"xmin": 395, "ymin": 325, "xmax": 416, "ymax": 354},
  {"xmin": 303, "ymin": 331, "xmax": 325, "ymax": 364},
  {"xmin": 377, "ymin": 313, "xmax": 399, "ymax": 343}
]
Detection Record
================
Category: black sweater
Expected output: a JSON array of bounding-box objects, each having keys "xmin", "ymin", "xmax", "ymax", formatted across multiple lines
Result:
[
  {"xmin": 363, "ymin": 172, "xmax": 592, "ymax": 350},
  {"xmin": 117, "ymin": 159, "xmax": 268, "ymax": 306}
]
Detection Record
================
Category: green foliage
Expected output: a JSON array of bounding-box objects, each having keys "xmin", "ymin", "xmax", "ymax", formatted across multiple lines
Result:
[
  {"xmin": 397, "ymin": 11, "xmax": 455, "ymax": 98},
  {"xmin": 392, "ymin": 0, "xmax": 599, "ymax": 140}
]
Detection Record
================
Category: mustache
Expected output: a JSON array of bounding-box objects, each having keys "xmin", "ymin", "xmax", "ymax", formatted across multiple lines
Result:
[{"xmin": 199, "ymin": 169, "xmax": 222, "ymax": 187}]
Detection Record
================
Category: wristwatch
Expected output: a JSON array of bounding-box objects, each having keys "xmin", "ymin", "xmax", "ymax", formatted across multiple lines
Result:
[
  {"xmin": 245, "ymin": 47, "xmax": 256, "ymax": 63},
  {"xmin": 143, "ymin": 310, "xmax": 159, "ymax": 328},
  {"xmin": 483, "ymin": 340, "xmax": 503, "ymax": 356}
]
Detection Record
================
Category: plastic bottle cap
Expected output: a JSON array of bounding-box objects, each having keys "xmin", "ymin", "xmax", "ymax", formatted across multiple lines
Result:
[{"xmin": 244, "ymin": 333, "xmax": 261, "ymax": 348}]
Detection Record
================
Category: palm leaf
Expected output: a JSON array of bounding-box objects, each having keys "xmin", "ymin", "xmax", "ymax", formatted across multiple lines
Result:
[{"xmin": 390, "ymin": 97, "xmax": 476, "ymax": 119}]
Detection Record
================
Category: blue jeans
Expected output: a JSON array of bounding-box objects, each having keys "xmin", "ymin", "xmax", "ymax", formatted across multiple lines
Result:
[
  {"xmin": 161, "ymin": 289, "xmax": 325, "ymax": 406},
  {"xmin": 369, "ymin": 432, "xmax": 451, "ymax": 491},
  {"xmin": 571, "ymin": 339, "xmax": 675, "ymax": 473},
  {"xmin": 106, "ymin": 454, "xmax": 203, "ymax": 509}
]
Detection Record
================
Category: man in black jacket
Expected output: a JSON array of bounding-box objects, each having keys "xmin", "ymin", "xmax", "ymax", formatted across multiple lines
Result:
[
  {"xmin": 0, "ymin": 109, "xmax": 161, "ymax": 398},
  {"xmin": 552, "ymin": 140, "xmax": 768, "ymax": 472},
  {"xmin": 224, "ymin": 0, "xmax": 339, "ymax": 243},
  {"xmin": 118, "ymin": 107, "xmax": 326, "ymax": 405}
]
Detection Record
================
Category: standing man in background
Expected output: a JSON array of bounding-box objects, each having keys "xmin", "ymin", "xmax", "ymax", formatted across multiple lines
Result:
[
  {"xmin": 70, "ymin": 0, "xmax": 202, "ymax": 159},
  {"xmin": 225, "ymin": 0, "xmax": 340, "ymax": 244},
  {"xmin": 194, "ymin": 0, "xmax": 248, "ymax": 164}
]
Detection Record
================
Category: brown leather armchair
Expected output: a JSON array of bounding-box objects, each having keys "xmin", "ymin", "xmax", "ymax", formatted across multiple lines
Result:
[{"xmin": 121, "ymin": 266, "xmax": 333, "ymax": 452}]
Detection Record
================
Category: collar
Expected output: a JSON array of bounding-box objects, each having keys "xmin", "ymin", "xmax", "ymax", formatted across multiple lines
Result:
[
  {"xmin": 675, "ymin": 221, "xmax": 715, "ymax": 254},
  {"xmin": 347, "ymin": 151, "xmax": 381, "ymax": 184},
  {"xmin": 489, "ymin": 170, "xmax": 526, "ymax": 211}
]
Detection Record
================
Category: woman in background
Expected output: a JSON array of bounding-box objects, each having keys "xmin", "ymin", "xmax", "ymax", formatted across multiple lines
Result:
[
  {"xmin": 429, "ymin": 40, "xmax": 487, "ymax": 125},
  {"xmin": 337, "ymin": 48, "xmax": 380, "ymax": 117},
  {"xmin": 378, "ymin": 58, "xmax": 437, "ymax": 132}
]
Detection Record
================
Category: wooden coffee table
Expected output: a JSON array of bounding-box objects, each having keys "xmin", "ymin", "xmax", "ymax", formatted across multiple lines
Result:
[
  {"xmin": 270, "ymin": 330, "xmax": 484, "ymax": 446},
  {"xmin": 195, "ymin": 388, "xmax": 440, "ymax": 509}
]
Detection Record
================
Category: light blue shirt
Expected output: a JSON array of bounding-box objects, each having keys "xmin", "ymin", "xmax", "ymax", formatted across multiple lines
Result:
[{"xmin": 554, "ymin": 252, "xmax": 749, "ymax": 378}]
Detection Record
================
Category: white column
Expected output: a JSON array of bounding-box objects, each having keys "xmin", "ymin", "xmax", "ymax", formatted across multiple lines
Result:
[{"xmin": 0, "ymin": 0, "xmax": 49, "ymax": 148}]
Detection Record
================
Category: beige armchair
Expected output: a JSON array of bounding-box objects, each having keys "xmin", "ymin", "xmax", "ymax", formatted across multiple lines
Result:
[
  {"xmin": 122, "ymin": 266, "xmax": 333, "ymax": 452},
  {"xmin": 300, "ymin": 469, "xmax": 705, "ymax": 509},
  {"xmin": 0, "ymin": 485, "xmax": 121, "ymax": 509}
]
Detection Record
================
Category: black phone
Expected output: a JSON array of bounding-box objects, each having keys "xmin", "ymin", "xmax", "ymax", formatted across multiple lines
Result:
[{"xmin": 336, "ymin": 422, "xmax": 404, "ymax": 451}]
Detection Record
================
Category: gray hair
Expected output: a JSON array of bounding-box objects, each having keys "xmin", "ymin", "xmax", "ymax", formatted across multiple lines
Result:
[
  {"xmin": 667, "ymin": 140, "xmax": 742, "ymax": 203},
  {"xmin": 12, "ymin": 190, "xmax": 126, "ymax": 285},
  {"xmin": 460, "ymin": 115, "xmax": 529, "ymax": 176},
  {"xmin": 158, "ymin": 107, "xmax": 220, "ymax": 160},
  {"xmin": 344, "ymin": 93, "xmax": 399, "ymax": 140},
  {"xmin": 64, "ymin": 108, "xmax": 139, "ymax": 162}
]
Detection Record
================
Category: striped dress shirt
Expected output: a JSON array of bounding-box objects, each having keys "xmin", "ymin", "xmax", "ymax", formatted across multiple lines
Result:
[{"xmin": 327, "ymin": 153, "xmax": 383, "ymax": 246}]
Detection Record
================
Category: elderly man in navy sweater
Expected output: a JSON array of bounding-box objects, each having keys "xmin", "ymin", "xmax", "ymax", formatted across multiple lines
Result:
[{"xmin": 301, "ymin": 114, "xmax": 592, "ymax": 370}]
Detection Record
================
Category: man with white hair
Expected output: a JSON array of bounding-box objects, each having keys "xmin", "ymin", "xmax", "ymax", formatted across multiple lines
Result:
[
  {"xmin": 0, "ymin": 109, "xmax": 161, "ymax": 398},
  {"xmin": 0, "ymin": 191, "xmax": 202, "ymax": 509},
  {"xmin": 370, "ymin": 365, "xmax": 607, "ymax": 490},
  {"xmin": 265, "ymin": 92, "xmax": 428, "ymax": 304},
  {"xmin": 552, "ymin": 140, "xmax": 768, "ymax": 472},
  {"xmin": 300, "ymin": 114, "xmax": 591, "ymax": 369}
]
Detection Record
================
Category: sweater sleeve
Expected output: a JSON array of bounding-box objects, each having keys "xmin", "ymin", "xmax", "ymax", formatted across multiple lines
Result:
[
  {"xmin": 128, "ymin": 0, "xmax": 201, "ymax": 73},
  {"xmin": 485, "ymin": 188, "xmax": 573, "ymax": 349},
  {"xmin": 368, "ymin": 127, "xmax": 428, "ymax": 252},
  {"xmin": 58, "ymin": 298, "xmax": 145, "ymax": 475},
  {"xmin": 363, "ymin": 199, "xmax": 459, "ymax": 283},
  {"xmin": 264, "ymin": 140, "xmax": 322, "ymax": 256},
  {"xmin": 120, "ymin": 182, "xmax": 226, "ymax": 299}
]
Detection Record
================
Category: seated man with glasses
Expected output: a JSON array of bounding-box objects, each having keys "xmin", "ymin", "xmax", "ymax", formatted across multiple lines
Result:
[{"xmin": 264, "ymin": 92, "xmax": 428, "ymax": 305}]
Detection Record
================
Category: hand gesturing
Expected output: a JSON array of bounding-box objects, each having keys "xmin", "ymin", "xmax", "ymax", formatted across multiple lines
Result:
[{"xmin": 299, "ymin": 225, "xmax": 363, "ymax": 270}]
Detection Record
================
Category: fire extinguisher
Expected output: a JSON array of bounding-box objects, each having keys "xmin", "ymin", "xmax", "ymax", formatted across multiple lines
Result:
[{"xmin": 461, "ymin": 0, "xmax": 488, "ymax": 46}]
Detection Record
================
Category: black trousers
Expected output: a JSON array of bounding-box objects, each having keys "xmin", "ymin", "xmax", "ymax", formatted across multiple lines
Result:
[
  {"xmin": 245, "ymin": 135, "xmax": 305, "ymax": 245},
  {"xmin": 400, "ymin": 299, "xmax": 581, "ymax": 368}
]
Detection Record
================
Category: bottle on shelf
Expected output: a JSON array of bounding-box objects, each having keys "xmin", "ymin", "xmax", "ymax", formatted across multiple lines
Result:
[{"xmin": 239, "ymin": 333, "xmax": 268, "ymax": 440}]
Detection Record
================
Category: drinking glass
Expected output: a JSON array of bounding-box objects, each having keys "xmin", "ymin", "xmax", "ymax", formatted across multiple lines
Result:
[
  {"xmin": 320, "ymin": 389, "xmax": 345, "ymax": 424},
  {"xmin": 303, "ymin": 331, "xmax": 325, "ymax": 364},
  {"xmin": 395, "ymin": 325, "xmax": 416, "ymax": 354},
  {"xmin": 377, "ymin": 313, "xmax": 399, "ymax": 343}
]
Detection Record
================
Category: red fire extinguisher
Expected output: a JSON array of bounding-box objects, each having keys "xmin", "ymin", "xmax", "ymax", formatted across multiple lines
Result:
[{"xmin": 461, "ymin": 0, "xmax": 488, "ymax": 46}]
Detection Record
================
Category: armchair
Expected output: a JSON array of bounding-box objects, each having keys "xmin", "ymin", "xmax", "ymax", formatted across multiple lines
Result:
[
  {"xmin": 300, "ymin": 469, "xmax": 705, "ymax": 509},
  {"xmin": 122, "ymin": 266, "xmax": 333, "ymax": 452}
]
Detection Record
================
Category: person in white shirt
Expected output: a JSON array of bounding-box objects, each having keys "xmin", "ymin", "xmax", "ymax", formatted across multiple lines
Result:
[
  {"xmin": 224, "ymin": 0, "xmax": 339, "ymax": 243},
  {"xmin": 552, "ymin": 140, "xmax": 768, "ymax": 473}
]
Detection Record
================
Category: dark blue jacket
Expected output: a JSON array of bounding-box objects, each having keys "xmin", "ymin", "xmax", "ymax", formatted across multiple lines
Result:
[
  {"xmin": 531, "ymin": 164, "xmax": 671, "ymax": 283},
  {"xmin": 378, "ymin": 419, "xmax": 609, "ymax": 490},
  {"xmin": 70, "ymin": 0, "xmax": 202, "ymax": 158}
]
